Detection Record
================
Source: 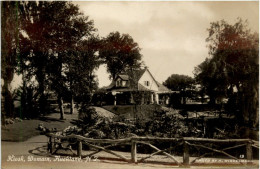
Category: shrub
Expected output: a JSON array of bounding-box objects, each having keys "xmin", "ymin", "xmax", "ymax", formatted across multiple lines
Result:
[{"xmin": 78, "ymin": 107, "xmax": 99, "ymax": 127}]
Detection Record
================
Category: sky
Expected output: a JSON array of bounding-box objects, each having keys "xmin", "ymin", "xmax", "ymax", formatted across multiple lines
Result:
[{"xmin": 74, "ymin": 1, "xmax": 259, "ymax": 88}]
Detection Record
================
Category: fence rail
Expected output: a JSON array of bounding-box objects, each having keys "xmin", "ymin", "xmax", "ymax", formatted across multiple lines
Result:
[{"xmin": 46, "ymin": 133, "xmax": 258, "ymax": 166}]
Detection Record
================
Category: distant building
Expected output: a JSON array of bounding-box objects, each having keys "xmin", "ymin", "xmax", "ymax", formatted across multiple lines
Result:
[{"xmin": 105, "ymin": 67, "xmax": 172, "ymax": 105}]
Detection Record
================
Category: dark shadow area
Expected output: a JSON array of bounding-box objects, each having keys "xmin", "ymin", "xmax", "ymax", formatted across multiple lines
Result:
[
  {"xmin": 28, "ymin": 145, "xmax": 50, "ymax": 157},
  {"xmin": 29, "ymin": 144, "xmax": 78, "ymax": 157},
  {"xmin": 38, "ymin": 116, "xmax": 66, "ymax": 123},
  {"xmin": 64, "ymin": 112, "xmax": 72, "ymax": 115},
  {"xmin": 70, "ymin": 119, "xmax": 81, "ymax": 126},
  {"xmin": 28, "ymin": 145, "xmax": 76, "ymax": 157}
]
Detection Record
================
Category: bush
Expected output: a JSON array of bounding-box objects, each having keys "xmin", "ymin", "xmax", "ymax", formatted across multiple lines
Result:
[{"xmin": 78, "ymin": 107, "xmax": 99, "ymax": 127}]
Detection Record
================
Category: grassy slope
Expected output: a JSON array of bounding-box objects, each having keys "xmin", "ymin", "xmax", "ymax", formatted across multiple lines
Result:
[{"xmin": 102, "ymin": 104, "xmax": 163, "ymax": 120}]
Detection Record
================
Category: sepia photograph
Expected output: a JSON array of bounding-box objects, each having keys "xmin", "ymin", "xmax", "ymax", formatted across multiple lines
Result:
[{"xmin": 1, "ymin": 1, "xmax": 259, "ymax": 169}]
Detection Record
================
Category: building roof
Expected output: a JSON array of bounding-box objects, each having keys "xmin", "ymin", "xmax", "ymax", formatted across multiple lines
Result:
[
  {"xmin": 106, "ymin": 68, "xmax": 146, "ymax": 90},
  {"xmin": 105, "ymin": 68, "xmax": 171, "ymax": 93},
  {"xmin": 156, "ymin": 81, "xmax": 172, "ymax": 93},
  {"xmin": 117, "ymin": 74, "xmax": 129, "ymax": 81},
  {"xmin": 138, "ymin": 83, "xmax": 152, "ymax": 91},
  {"xmin": 124, "ymin": 68, "xmax": 146, "ymax": 82}
]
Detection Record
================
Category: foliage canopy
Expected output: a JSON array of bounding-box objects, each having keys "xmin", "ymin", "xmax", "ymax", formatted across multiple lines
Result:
[{"xmin": 194, "ymin": 19, "xmax": 259, "ymax": 127}]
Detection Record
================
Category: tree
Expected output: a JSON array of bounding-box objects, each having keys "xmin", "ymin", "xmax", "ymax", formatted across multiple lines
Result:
[
  {"xmin": 194, "ymin": 19, "xmax": 259, "ymax": 127},
  {"xmin": 163, "ymin": 74, "xmax": 194, "ymax": 91},
  {"xmin": 18, "ymin": 1, "xmax": 97, "ymax": 119},
  {"xmin": 193, "ymin": 58, "xmax": 227, "ymax": 104},
  {"xmin": 1, "ymin": 2, "xmax": 20, "ymax": 121},
  {"xmin": 63, "ymin": 36, "xmax": 101, "ymax": 114},
  {"xmin": 99, "ymin": 32, "xmax": 142, "ymax": 80},
  {"xmin": 163, "ymin": 74, "xmax": 194, "ymax": 105}
]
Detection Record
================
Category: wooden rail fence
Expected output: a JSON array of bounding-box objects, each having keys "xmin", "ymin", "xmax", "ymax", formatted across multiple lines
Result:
[{"xmin": 46, "ymin": 133, "xmax": 258, "ymax": 166}]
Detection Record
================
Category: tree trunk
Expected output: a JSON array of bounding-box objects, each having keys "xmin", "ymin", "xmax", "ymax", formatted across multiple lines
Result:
[
  {"xmin": 39, "ymin": 88, "xmax": 45, "ymax": 115},
  {"xmin": 249, "ymin": 83, "xmax": 258, "ymax": 128},
  {"xmin": 2, "ymin": 79, "xmax": 14, "ymax": 126},
  {"xmin": 209, "ymin": 96, "xmax": 216, "ymax": 105},
  {"xmin": 38, "ymin": 68, "xmax": 46, "ymax": 116},
  {"xmin": 2, "ymin": 79, "xmax": 14, "ymax": 118},
  {"xmin": 70, "ymin": 95, "xmax": 74, "ymax": 114},
  {"xmin": 207, "ymin": 88, "xmax": 216, "ymax": 106},
  {"xmin": 241, "ymin": 92, "xmax": 249, "ymax": 125},
  {"xmin": 58, "ymin": 95, "xmax": 64, "ymax": 120},
  {"xmin": 21, "ymin": 73, "xmax": 27, "ymax": 118},
  {"xmin": 1, "ymin": 96, "xmax": 6, "ymax": 126},
  {"xmin": 241, "ymin": 83, "xmax": 259, "ymax": 128}
]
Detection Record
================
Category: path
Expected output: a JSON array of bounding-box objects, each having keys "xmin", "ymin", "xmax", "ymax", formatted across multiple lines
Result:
[
  {"xmin": 2, "ymin": 134, "xmax": 258, "ymax": 169},
  {"xmin": 91, "ymin": 106, "xmax": 117, "ymax": 118},
  {"xmin": 2, "ymin": 135, "xmax": 177, "ymax": 169}
]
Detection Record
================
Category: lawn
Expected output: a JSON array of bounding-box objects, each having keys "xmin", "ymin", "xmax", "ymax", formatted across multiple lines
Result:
[
  {"xmin": 1, "ymin": 111, "xmax": 78, "ymax": 142},
  {"xmin": 1, "ymin": 106, "xmax": 115, "ymax": 142}
]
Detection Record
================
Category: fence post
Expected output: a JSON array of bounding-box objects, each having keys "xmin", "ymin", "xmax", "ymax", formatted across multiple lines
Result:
[
  {"xmin": 131, "ymin": 140, "xmax": 137, "ymax": 163},
  {"xmin": 77, "ymin": 141, "xmax": 82, "ymax": 158},
  {"xmin": 48, "ymin": 136, "xmax": 52, "ymax": 154},
  {"xmin": 246, "ymin": 141, "xmax": 252, "ymax": 162},
  {"xmin": 183, "ymin": 140, "xmax": 190, "ymax": 166}
]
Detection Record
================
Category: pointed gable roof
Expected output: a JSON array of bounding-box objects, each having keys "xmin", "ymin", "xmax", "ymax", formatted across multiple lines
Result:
[
  {"xmin": 124, "ymin": 68, "xmax": 146, "ymax": 81},
  {"xmin": 105, "ymin": 68, "xmax": 146, "ymax": 90},
  {"xmin": 143, "ymin": 68, "xmax": 159, "ymax": 87},
  {"xmin": 117, "ymin": 74, "xmax": 129, "ymax": 81},
  {"xmin": 104, "ymin": 67, "xmax": 171, "ymax": 93}
]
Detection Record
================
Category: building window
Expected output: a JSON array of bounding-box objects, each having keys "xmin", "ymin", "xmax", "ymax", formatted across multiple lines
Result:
[
  {"xmin": 144, "ymin": 81, "xmax": 150, "ymax": 86},
  {"xmin": 122, "ymin": 81, "xmax": 126, "ymax": 87},
  {"xmin": 116, "ymin": 79, "xmax": 121, "ymax": 87}
]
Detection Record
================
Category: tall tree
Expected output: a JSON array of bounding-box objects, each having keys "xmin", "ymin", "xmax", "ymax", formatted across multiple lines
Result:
[
  {"xmin": 194, "ymin": 19, "xmax": 259, "ymax": 127},
  {"xmin": 99, "ymin": 32, "xmax": 142, "ymax": 80},
  {"xmin": 1, "ymin": 2, "xmax": 20, "ymax": 120},
  {"xmin": 193, "ymin": 57, "xmax": 227, "ymax": 104},
  {"xmin": 19, "ymin": 1, "xmax": 96, "ymax": 119},
  {"xmin": 64, "ymin": 36, "xmax": 101, "ymax": 114}
]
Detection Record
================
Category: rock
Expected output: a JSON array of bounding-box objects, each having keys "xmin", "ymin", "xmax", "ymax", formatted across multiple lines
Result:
[
  {"xmin": 38, "ymin": 123, "xmax": 45, "ymax": 131},
  {"xmin": 15, "ymin": 117, "xmax": 23, "ymax": 122},
  {"xmin": 5, "ymin": 119, "xmax": 14, "ymax": 124}
]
